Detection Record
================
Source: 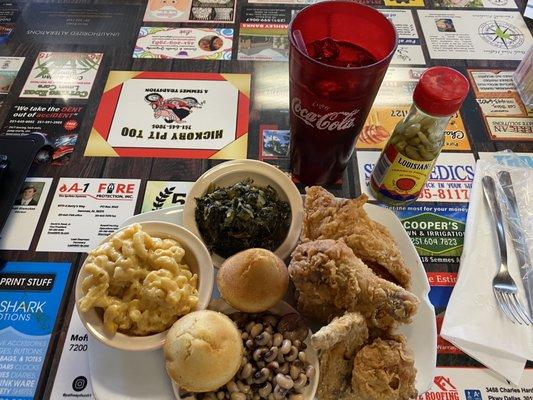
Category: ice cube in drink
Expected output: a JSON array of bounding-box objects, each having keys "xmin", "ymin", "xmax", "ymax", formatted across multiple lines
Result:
[{"xmin": 308, "ymin": 38, "xmax": 378, "ymax": 68}]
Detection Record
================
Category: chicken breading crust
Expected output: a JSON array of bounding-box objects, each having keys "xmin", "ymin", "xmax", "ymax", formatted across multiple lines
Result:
[{"xmin": 302, "ymin": 186, "xmax": 411, "ymax": 288}]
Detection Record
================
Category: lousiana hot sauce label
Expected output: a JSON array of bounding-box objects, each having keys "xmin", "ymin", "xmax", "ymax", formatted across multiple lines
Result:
[{"xmin": 371, "ymin": 143, "xmax": 436, "ymax": 202}]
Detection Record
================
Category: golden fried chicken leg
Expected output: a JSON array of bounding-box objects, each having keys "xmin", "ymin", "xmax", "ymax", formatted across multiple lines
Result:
[
  {"xmin": 352, "ymin": 336, "xmax": 418, "ymax": 400},
  {"xmin": 302, "ymin": 186, "xmax": 411, "ymax": 288},
  {"xmin": 288, "ymin": 239, "xmax": 419, "ymax": 329}
]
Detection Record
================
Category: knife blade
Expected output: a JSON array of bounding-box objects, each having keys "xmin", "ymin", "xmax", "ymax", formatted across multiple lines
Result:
[{"xmin": 497, "ymin": 170, "xmax": 533, "ymax": 317}]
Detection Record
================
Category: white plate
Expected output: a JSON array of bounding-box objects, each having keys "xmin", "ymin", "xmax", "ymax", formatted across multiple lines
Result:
[
  {"xmin": 91, "ymin": 202, "xmax": 436, "ymax": 399},
  {"xmin": 120, "ymin": 206, "xmax": 184, "ymax": 228},
  {"xmin": 365, "ymin": 204, "xmax": 437, "ymax": 395},
  {"xmin": 172, "ymin": 299, "xmax": 320, "ymax": 400}
]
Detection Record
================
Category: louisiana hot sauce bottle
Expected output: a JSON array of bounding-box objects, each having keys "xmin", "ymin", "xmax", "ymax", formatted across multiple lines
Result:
[{"xmin": 369, "ymin": 67, "xmax": 469, "ymax": 205}]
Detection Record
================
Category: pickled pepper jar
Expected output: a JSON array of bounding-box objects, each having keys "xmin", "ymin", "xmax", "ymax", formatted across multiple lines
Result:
[{"xmin": 369, "ymin": 67, "xmax": 469, "ymax": 205}]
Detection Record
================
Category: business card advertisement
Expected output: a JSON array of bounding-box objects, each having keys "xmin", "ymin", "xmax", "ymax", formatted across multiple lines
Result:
[
  {"xmin": 0, "ymin": 57, "xmax": 25, "ymax": 95},
  {"xmin": 387, "ymin": 204, "xmax": 467, "ymax": 265},
  {"xmin": 0, "ymin": 262, "xmax": 71, "ymax": 400},
  {"xmin": 247, "ymin": 0, "xmax": 425, "ymax": 6},
  {"xmin": 357, "ymin": 151, "xmax": 475, "ymax": 203},
  {"xmin": 0, "ymin": 178, "xmax": 53, "ymax": 251},
  {"xmin": 259, "ymin": 126, "xmax": 290, "ymax": 160},
  {"xmin": 17, "ymin": 3, "xmax": 139, "ymax": 46},
  {"xmin": 433, "ymin": 0, "xmax": 517, "ymax": 8},
  {"xmin": 252, "ymin": 62, "xmax": 289, "ymax": 110},
  {"xmin": 0, "ymin": 24, "xmax": 14, "ymax": 44},
  {"xmin": 467, "ymin": 69, "xmax": 532, "ymax": 141},
  {"xmin": 237, "ymin": 7, "xmax": 291, "ymax": 61},
  {"xmin": 134, "ymin": 27, "xmax": 233, "ymax": 60},
  {"xmin": 1, "ymin": 104, "xmax": 86, "ymax": 165},
  {"xmin": 417, "ymin": 10, "xmax": 533, "ymax": 60},
  {"xmin": 20, "ymin": 52, "xmax": 103, "ymax": 99},
  {"xmin": 382, "ymin": 10, "xmax": 426, "ymax": 65},
  {"xmin": 143, "ymin": 0, "xmax": 236, "ymax": 23},
  {"xmin": 141, "ymin": 181, "xmax": 194, "ymax": 213},
  {"xmin": 36, "ymin": 178, "xmax": 140, "ymax": 252},
  {"xmin": 49, "ymin": 306, "xmax": 93, "ymax": 399},
  {"xmin": 422, "ymin": 368, "xmax": 533, "ymax": 399},
  {"xmin": 355, "ymin": 67, "xmax": 470, "ymax": 151},
  {"xmin": 85, "ymin": 71, "xmax": 250, "ymax": 159},
  {"xmin": 0, "ymin": 1, "xmax": 19, "ymax": 23}
]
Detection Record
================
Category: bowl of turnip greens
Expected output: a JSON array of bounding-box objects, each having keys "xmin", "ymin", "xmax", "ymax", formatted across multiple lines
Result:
[{"xmin": 183, "ymin": 160, "xmax": 303, "ymax": 267}]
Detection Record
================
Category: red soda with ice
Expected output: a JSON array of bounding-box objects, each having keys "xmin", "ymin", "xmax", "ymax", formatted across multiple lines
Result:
[{"xmin": 289, "ymin": 2, "xmax": 397, "ymax": 185}]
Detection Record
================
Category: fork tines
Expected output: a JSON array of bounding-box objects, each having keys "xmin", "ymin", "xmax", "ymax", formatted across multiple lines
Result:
[{"xmin": 493, "ymin": 289, "xmax": 533, "ymax": 325}]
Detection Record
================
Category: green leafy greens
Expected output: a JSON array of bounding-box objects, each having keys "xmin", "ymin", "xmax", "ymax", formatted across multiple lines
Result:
[{"xmin": 195, "ymin": 179, "xmax": 291, "ymax": 258}]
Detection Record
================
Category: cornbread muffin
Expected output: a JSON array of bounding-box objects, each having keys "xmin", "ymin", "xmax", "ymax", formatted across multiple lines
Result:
[
  {"xmin": 217, "ymin": 248, "xmax": 289, "ymax": 312},
  {"xmin": 164, "ymin": 310, "xmax": 243, "ymax": 392}
]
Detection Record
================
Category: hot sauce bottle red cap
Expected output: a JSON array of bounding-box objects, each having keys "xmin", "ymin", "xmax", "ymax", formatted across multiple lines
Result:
[{"xmin": 413, "ymin": 67, "xmax": 470, "ymax": 117}]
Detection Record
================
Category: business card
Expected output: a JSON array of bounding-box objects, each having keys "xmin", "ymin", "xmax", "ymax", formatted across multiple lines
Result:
[
  {"xmin": 434, "ymin": 0, "xmax": 516, "ymax": 7},
  {"xmin": 237, "ymin": 7, "xmax": 292, "ymax": 61},
  {"xmin": 85, "ymin": 71, "xmax": 250, "ymax": 160},
  {"xmin": 0, "ymin": 178, "xmax": 53, "ymax": 250},
  {"xmin": 382, "ymin": 10, "xmax": 426, "ymax": 65},
  {"xmin": 0, "ymin": 1, "xmax": 19, "ymax": 23},
  {"xmin": 134, "ymin": 27, "xmax": 233, "ymax": 60},
  {"xmin": 386, "ymin": 204, "xmax": 468, "ymax": 265},
  {"xmin": 17, "ymin": 3, "xmax": 139, "ymax": 46},
  {"xmin": 0, "ymin": 262, "xmax": 72, "ymax": 400},
  {"xmin": 467, "ymin": 69, "xmax": 532, "ymax": 141},
  {"xmin": 36, "ymin": 178, "xmax": 140, "ymax": 252},
  {"xmin": 0, "ymin": 56, "xmax": 25, "ymax": 95},
  {"xmin": 20, "ymin": 52, "xmax": 102, "ymax": 99},
  {"xmin": 418, "ymin": 10, "xmax": 532, "ymax": 60},
  {"xmin": 259, "ymin": 127, "xmax": 290, "ymax": 160},
  {"xmin": 141, "ymin": 181, "xmax": 194, "ymax": 213},
  {"xmin": 1, "ymin": 104, "xmax": 86, "ymax": 165},
  {"xmin": 143, "ymin": 0, "xmax": 236, "ymax": 23}
]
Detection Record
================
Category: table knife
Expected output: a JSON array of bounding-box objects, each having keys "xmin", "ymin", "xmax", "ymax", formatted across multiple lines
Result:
[{"xmin": 497, "ymin": 170, "xmax": 533, "ymax": 317}]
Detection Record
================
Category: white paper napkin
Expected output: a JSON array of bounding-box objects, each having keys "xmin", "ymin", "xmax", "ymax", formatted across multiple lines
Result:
[{"xmin": 441, "ymin": 159, "xmax": 533, "ymax": 385}]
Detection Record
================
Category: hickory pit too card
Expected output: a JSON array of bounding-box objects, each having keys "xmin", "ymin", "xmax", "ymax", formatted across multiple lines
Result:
[{"xmin": 85, "ymin": 71, "xmax": 250, "ymax": 159}]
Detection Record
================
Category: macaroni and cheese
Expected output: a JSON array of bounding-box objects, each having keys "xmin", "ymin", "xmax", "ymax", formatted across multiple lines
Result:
[{"xmin": 78, "ymin": 224, "xmax": 199, "ymax": 336}]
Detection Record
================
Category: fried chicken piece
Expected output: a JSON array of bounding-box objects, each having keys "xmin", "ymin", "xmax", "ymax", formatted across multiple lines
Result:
[
  {"xmin": 352, "ymin": 336, "xmax": 418, "ymax": 400},
  {"xmin": 288, "ymin": 239, "xmax": 419, "ymax": 329},
  {"xmin": 302, "ymin": 186, "xmax": 411, "ymax": 288},
  {"xmin": 311, "ymin": 312, "xmax": 369, "ymax": 400}
]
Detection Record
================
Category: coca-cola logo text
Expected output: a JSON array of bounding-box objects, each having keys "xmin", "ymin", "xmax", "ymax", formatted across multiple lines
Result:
[
  {"xmin": 291, "ymin": 97, "xmax": 359, "ymax": 131},
  {"xmin": 291, "ymin": 98, "xmax": 360, "ymax": 131}
]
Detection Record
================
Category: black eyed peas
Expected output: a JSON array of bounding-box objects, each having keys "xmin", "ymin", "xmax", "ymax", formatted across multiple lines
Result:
[{"xmin": 181, "ymin": 313, "xmax": 315, "ymax": 400}]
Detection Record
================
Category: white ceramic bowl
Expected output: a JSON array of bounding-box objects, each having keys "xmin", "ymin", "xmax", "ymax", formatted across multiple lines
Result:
[
  {"xmin": 172, "ymin": 299, "xmax": 320, "ymax": 400},
  {"xmin": 183, "ymin": 160, "xmax": 303, "ymax": 267},
  {"xmin": 75, "ymin": 221, "xmax": 214, "ymax": 351}
]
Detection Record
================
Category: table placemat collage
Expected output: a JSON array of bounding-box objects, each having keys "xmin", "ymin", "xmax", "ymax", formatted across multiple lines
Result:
[{"xmin": 0, "ymin": 0, "xmax": 531, "ymax": 399}]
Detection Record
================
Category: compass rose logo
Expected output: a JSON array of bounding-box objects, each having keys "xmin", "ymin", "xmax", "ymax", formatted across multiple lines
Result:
[{"xmin": 478, "ymin": 20, "xmax": 524, "ymax": 49}]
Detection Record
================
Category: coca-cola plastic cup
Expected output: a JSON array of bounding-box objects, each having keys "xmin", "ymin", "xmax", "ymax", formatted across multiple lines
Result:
[{"xmin": 289, "ymin": 1, "xmax": 397, "ymax": 185}]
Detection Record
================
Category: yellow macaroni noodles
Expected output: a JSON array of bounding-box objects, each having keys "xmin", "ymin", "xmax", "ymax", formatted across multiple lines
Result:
[{"xmin": 78, "ymin": 224, "xmax": 199, "ymax": 335}]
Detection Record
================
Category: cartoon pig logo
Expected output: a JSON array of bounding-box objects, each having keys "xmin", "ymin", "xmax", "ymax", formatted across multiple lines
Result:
[{"xmin": 145, "ymin": 93, "xmax": 203, "ymax": 123}]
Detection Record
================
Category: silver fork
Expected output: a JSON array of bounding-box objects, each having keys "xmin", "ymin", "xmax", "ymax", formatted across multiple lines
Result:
[{"xmin": 482, "ymin": 176, "xmax": 532, "ymax": 325}]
